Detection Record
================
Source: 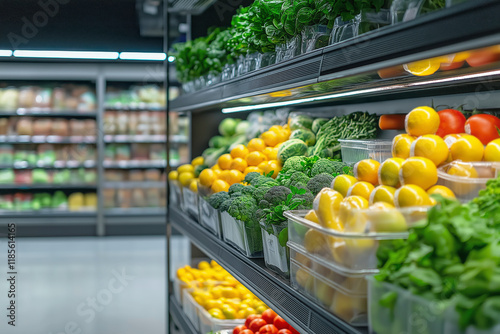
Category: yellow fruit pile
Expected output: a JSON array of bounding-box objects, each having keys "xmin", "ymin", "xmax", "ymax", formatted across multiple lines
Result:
[
  {"xmin": 176, "ymin": 261, "xmax": 267, "ymax": 320},
  {"xmin": 199, "ymin": 125, "xmax": 291, "ymax": 193},
  {"xmin": 168, "ymin": 156, "xmax": 205, "ymax": 193}
]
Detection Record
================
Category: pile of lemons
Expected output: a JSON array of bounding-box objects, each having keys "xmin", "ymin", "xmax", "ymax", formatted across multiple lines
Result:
[{"xmin": 168, "ymin": 156, "xmax": 205, "ymax": 193}]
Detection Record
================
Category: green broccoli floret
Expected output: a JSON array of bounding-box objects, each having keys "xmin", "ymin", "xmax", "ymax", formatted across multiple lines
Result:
[
  {"xmin": 227, "ymin": 195, "xmax": 258, "ymax": 224},
  {"xmin": 310, "ymin": 158, "xmax": 347, "ymax": 177},
  {"xmin": 281, "ymin": 156, "xmax": 307, "ymax": 174},
  {"xmin": 244, "ymin": 172, "xmax": 261, "ymax": 184},
  {"xmin": 219, "ymin": 198, "xmax": 234, "ymax": 212},
  {"xmin": 264, "ymin": 186, "xmax": 292, "ymax": 206},
  {"xmin": 253, "ymin": 186, "xmax": 271, "ymax": 202},
  {"xmin": 307, "ymin": 173, "xmax": 335, "ymax": 196},
  {"xmin": 292, "ymin": 188, "xmax": 314, "ymax": 209},
  {"xmin": 251, "ymin": 175, "xmax": 278, "ymax": 188},
  {"xmin": 280, "ymin": 172, "xmax": 310, "ymax": 189},
  {"xmin": 207, "ymin": 191, "xmax": 230, "ymax": 209},
  {"xmin": 259, "ymin": 199, "xmax": 271, "ymax": 209},
  {"xmin": 228, "ymin": 183, "xmax": 245, "ymax": 195},
  {"xmin": 242, "ymin": 185, "xmax": 256, "ymax": 197},
  {"xmin": 254, "ymin": 208, "xmax": 266, "ymax": 223}
]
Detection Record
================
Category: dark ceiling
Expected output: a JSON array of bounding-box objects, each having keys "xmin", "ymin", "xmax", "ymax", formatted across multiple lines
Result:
[{"xmin": 0, "ymin": 0, "xmax": 163, "ymax": 52}]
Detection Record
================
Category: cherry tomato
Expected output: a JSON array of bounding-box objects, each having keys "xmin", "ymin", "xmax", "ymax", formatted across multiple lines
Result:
[
  {"xmin": 435, "ymin": 109, "xmax": 466, "ymax": 137},
  {"xmin": 258, "ymin": 324, "xmax": 279, "ymax": 334},
  {"xmin": 234, "ymin": 325, "xmax": 248, "ymax": 334},
  {"xmin": 277, "ymin": 329, "xmax": 293, "ymax": 334},
  {"xmin": 245, "ymin": 315, "xmax": 262, "ymax": 328},
  {"xmin": 240, "ymin": 330, "xmax": 255, "ymax": 334},
  {"xmin": 466, "ymin": 47, "xmax": 500, "ymax": 67},
  {"xmin": 440, "ymin": 61, "xmax": 464, "ymax": 71},
  {"xmin": 261, "ymin": 309, "xmax": 278, "ymax": 324},
  {"xmin": 465, "ymin": 114, "xmax": 500, "ymax": 145},
  {"xmin": 249, "ymin": 318, "xmax": 268, "ymax": 332},
  {"xmin": 273, "ymin": 316, "xmax": 289, "ymax": 330}
]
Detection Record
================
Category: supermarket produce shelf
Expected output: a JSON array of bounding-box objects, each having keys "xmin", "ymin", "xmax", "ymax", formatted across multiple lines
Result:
[
  {"xmin": 0, "ymin": 110, "xmax": 97, "ymax": 117},
  {"xmin": 105, "ymin": 105, "xmax": 165, "ymax": 111},
  {"xmin": 0, "ymin": 161, "xmax": 96, "ymax": 169},
  {"xmin": 0, "ymin": 211, "xmax": 96, "ymax": 224},
  {"xmin": 103, "ymin": 135, "xmax": 169, "ymax": 143},
  {"xmin": 104, "ymin": 207, "xmax": 166, "ymax": 225},
  {"xmin": 0, "ymin": 184, "xmax": 97, "ymax": 190},
  {"xmin": 103, "ymin": 160, "xmax": 166, "ymax": 169},
  {"xmin": 170, "ymin": 206, "xmax": 368, "ymax": 334},
  {"xmin": 0, "ymin": 135, "xmax": 96, "ymax": 144},
  {"xmin": 103, "ymin": 181, "xmax": 164, "ymax": 189},
  {"xmin": 169, "ymin": 295, "xmax": 198, "ymax": 334},
  {"xmin": 170, "ymin": 0, "xmax": 500, "ymax": 113}
]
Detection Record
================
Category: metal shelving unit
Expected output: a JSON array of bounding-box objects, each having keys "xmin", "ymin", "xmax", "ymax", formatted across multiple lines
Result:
[
  {"xmin": 170, "ymin": 296, "xmax": 198, "ymax": 334},
  {"xmin": 0, "ymin": 110, "xmax": 97, "ymax": 117}
]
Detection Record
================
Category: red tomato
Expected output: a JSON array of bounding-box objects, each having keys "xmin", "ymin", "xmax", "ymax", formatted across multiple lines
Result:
[
  {"xmin": 258, "ymin": 324, "xmax": 279, "ymax": 334},
  {"xmin": 440, "ymin": 61, "xmax": 464, "ymax": 71},
  {"xmin": 288, "ymin": 327, "xmax": 300, "ymax": 334},
  {"xmin": 435, "ymin": 109, "xmax": 466, "ymax": 137},
  {"xmin": 273, "ymin": 316, "xmax": 289, "ymax": 330},
  {"xmin": 261, "ymin": 309, "xmax": 278, "ymax": 324},
  {"xmin": 234, "ymin": 325, "xmax": 248, "ymax": 334},
  {"xmin": 245, "ymin": 315, "xmax": 262, "ymax": 328},
  {"xmin": 377, "ymin": 65, "xmax": 406, "ymax": 79},
  {"xmin": 249, "ymin": 319, "xmax": 268, "ymax": 333},
  {"xmin": 277, "ymin": 329, "xmax": 292, "ymax": 334},
  {"xmin": 466, "ymin": 47, "xmax": 500, "ymax": 67},
  {"xmin": 240, "ymin": 330, "xmax": 254, "ymax": 334},
  {"xmin": 465, "ymin": 114, "xmax": 500, "ymax": 145}
]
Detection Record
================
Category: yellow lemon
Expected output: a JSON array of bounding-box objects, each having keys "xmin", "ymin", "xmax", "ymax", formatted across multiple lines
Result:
[
  {"xmin": 443, "ymin": 133, "xmax": 464, "ymax": 148},
  {"xmin": 304, "ymin": 229, "xmax": 326, "ymax": 253},
  {"xmin": 447, "ymin": 162, "xmax": 479, "ymax": 178},
  {"xmin": 339, "ymin": 196, "xmax": 369, "ymax": 224},
  {"xmin": 331, "ymin": 174, "xmax": 358, "ymax": 197},
  {"xmin": 378, "ymin": 157, "xmax": 405, "ymax": 187},
  {"xmin": 178, "ymin": 172, "xmax": 195, "ymax": 187},
  {"xmin": 261, "ymin": 131, "xmax": 280, "ymax": 147},
  {"xmin": 168, "ymin": 170, "xmax": 178, "ymax": 181},
  {"xmin": 346, "ymin": 181, "xmax": 375, "ymax": 201},
  {"xmin": 208, "ymin": 308, "xmax": 225, "ymax": 320},
  {"xmin": 410, "ymin": 134, "xmax": 449, "ymax": 166},
  {"xmin": 211, "ymin": 179, "xmax": 230, "ymax": 193},
  {"xmin": 230, "ymin": 157, "xmax": 248, "ymax": 173},
  {"xmin": 392, "ymin": 134, "xmax": 416, "ymax": 159},
  {"xmin": 369, "ymin": 185, "xmax": 397, "ymax": 205},
  {"xmin": 304, "ymin": 210, "xmax": 320, "ymax": 224},
  {"xmin": 394, "ymin": 185, "xmax": 432, "ymax": 207},
  {"xmin": 450, "ymin": 135, "xmax": 484, "ymax": 162},
  {"xmin": 191, "ymin": 156, "xmax": 204, "ymax": 166},
  {"xmin": 404, "ymin": 58, "xmax": 441, "ymax": 76},
  {"xmin": 189, "ymin": 179, "xmax": 198, "ymax": 192},
  {"xmin": 221, "ymin": 305, "xmax": 237, "ymax": 319},
  {"xmin": 198, "ymin": 261, "xmax": 210, "ymax": 270},
  {"xmin": 199, "ymin": 168, "xmax": 217, "ymax": 187},
  {"xmin": 484, "ymin": 138, "xmax": 500, "ymax": 161},
  {"xmin": 230, "ymin": 144, "xmax": 249, "ymax": 159},
  {"xmin": 264, "ymin": 160, "xmax": 281, "ymax": 178},
  {"xmin": 405, "ymin": 106, "xmax": 440, "ymax": 136},
  {"xmin": 218, "ymin": 154, "xmax": 233, "ymax": 170},
  {"xmin": 427, "ymin": 185, "xmax": 456, "ymax": 199},
  {"xmin": 400, "ymin": 157, "xmax": 438, "ymax": 190},
  {"xmin": 354, "ymin": 159, "xmax": 381, "ymax": 185},
  {"xmin": 247, "ymin": 138, "xmax": 266, "ymax": 152},
  {"xmin": 177, "ymin": 164, "xmax": 194, "ymax": 174}
]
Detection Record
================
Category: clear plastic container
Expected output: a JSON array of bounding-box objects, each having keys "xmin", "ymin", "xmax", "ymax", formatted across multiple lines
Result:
[
  {"xmin": 182, "ymin": 188, "xmax": 199, "ymax": 220},
  {"xmin": 275, "ymin": 44, "xmax": 287, "ymax": 63},
  {"xmin": 198, "ymin": 304, "xmax": 245, "ymax": 334},
  {"xmin": 244, "ymin": 52, "xmax": 260, "ymax": 73},
  {"xmin": 169, "ymin": 181, "xmax": 184, "ymax": 210},
  {"xmin": 339, "ymin": 139, "xmax": 393, "ymax": 165},
  {"xmin": 236, "ymin": 55, "xmax": 247, "ymax": 77},
  {"xmin": 390, "ymin": 0, "xmax": 425, "ymax": 24},
  {"xmin": 330, "ymin": 17, "xmax": 357, "ymax": 44},
  {"xmin": 198, "ymin": 195, "xmax": 223, "ymax": 238},
  {"xmin": 173, "ymin": 275, "xmax": 189, "ymax": 306},
  {"xmin": 260, "ymin": 221, "xmax": 290, "ymax": 279},
  {"xmin": 437, "ymin": 161, "xmax": 500, "ymax": 203},
  {"xmin": 356, "ymin": 9, "xmax": 391, "ymax": 35},
  {"xmin": 220, "ymin": 212, "xmax": 263, "ymax": 258},
  {"xmin": 182, "ymin": 289, "xmax": 201, "ymax": 331},
  {"xmin": 221, "ymin": 64, "xmax": 236, "ymax": 81},
  {"xmin": 291, "ymin": 259, "xmax": 368, "ymax": 326},
  {"xmin": 301, "ymin": 25, "xmax": 332, "ymax": 54},
  {"xmin": 283, "ymin": 35, "xmax": 302, "ymax": 61},
  {"xmin": 258, "ymin": 52, "xmax": 276, "ymax": 68},
  {"xmin": 285, "ymin": 208, "xmax": 428, "ymax": 273}
]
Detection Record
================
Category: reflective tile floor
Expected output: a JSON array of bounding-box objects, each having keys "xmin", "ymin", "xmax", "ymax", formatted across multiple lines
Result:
[{"xmin": 0, "ymin": 236, "xmax": 190, "ymax": 334}]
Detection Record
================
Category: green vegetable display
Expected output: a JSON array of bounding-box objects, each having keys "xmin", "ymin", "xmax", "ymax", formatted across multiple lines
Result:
[
  {"xmin": 277, "ymin": 139, "xmax": 308, "ymax": 163},
  {"xmin": 290, "ymin": 129, "xmax": 316, "ymax": 146}
]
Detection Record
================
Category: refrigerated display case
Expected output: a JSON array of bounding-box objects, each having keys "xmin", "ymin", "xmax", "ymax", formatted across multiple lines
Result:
[{"xmin": 167, "ymin": 1, "xmax": 500, "ymax": 333}]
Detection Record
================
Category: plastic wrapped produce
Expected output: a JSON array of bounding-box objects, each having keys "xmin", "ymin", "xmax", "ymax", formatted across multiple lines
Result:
[
  {"xmin": 79, "ymin": 91, "xmax": 96, "ymax": 111},
  {"xmin": 70, "ymin": 119, "xmax": 85, "ymax": 136},
  {"xmin": 104, "ymin": 145, "xmax": 116, "ymax": 161},
  {"xmin": 128, "ymin": 170, "xmax": 145, "ymax": 181},
  {"xmin": 0, "ymin": 88, "xmax": 19, "ymax": 110},
  {"xmin": 84, "ymin": 193, "xmax": 97, "ymax": 209},
  {"xmin": 0, "ymin": 118, "xmax": 8, "ymax": 135},
  {"xmin": 18, "ymin": 86, "xmax": 36, "ymax": 109},
  {"xmin": 52, "ymin": 119, "xmax": 69, "ymax": 136},
  {"xmin": 52, "ymin": 87, "xmax": 67, "ymax": 110},
  {"xmin": 31, "ymin": 169, "xmax": 49, "ymax": 183},
  {"xmin": 37, "ymin": 144, "xmax": 56, "ymax": 164},
  {"xmin": 52, "ymin": 191, "xmax": 68, "ymax": 210},
  {"xmin": 131, "ymin": 143, "xmax": 149, "ymax": 160},
  {"xmin": 115, "ymin": 145, "xmax": 131, "ymax": 161},
  {"xmin": 147, "ymin": 188, "xmax": 161, "ymax": 207},
  {"xmin": 84, "ymin": 120, "xmax": 96, "ymax": 136},
  {"xmin": 33, "ymin": 88, "xmax": 52, "ymax": 108},
  {"xmin": 0, "ymin": 145, "xmax": 13, "ymax": 163},
  {"xmin": 128, "ymin": 112, "xmax": 138, "ymax": 135},
  {"xmin": 0, "ymin": 169, "xmax": 15, "ymax": 183},
  {"xmin": 132, "ymin": 189, "xmax": 147, "ymax": 207},
  {"xmin": 145, "ymin": 169, "xmax": 161, "ymax": 181},
  {"xmin": 16, "ymin": 117, "xmax": 33, "ymax": 135},
  {"xmin": 33, "ymin": 119, "xmax": 52, "ymax": 135},
  {"xmin": 103, "ymin": 189, "xmax": 116, "ymax": 208},
  {"xmin": 68, "ymin": 192, "xmax": 84, "ymax": 211},
  {"xmin": 103, "ymin": 112, "xmax": 116, "ymax": 135},
  {"xmin": 117, "ymin": 189, "xmax": 132, "ymax": 208},
  {"xmin": 116, "ymin": 111, "xmax": 128, "ymax": 134}
]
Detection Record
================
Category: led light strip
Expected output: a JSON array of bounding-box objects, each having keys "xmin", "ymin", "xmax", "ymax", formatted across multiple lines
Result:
[
  {"xmin": 0, "ymin": 50, "xmax": 171, "ymax": 61},
  {"xmin": 119, "ymin": 52, "xmax": 166, "ymax": 61},
  {"xmin": 221, "ymin": 69, "xmax": 500, "ymax": 113},
  {"xmin": 0, "ymin": 50, "xmax": 13, "ymax": 57}
]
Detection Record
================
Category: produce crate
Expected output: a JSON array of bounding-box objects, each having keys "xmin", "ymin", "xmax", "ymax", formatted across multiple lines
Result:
[
  {"xmin": 198, "ymin": 304, "xmax": 245, "ymax": 334},
  {"xmin": 169, "ymin": 181, "xmax": 183, "ymax": 210},
  {"xmin": 338, "ymin": 139, "xmax": 393, "ymax": 166},
  {"xmin": 290, "ymin": 258, "xmax": 368, "ymax": 326},
  {"xmin": 182, "ymin": 289, "xmax": 201, "ymax": 331},
  {"xmin": 182, "ymin": 188, "xmax": 199, "ymax": 221},
  {"xmin": 220, "ymin": 211, "xmax": 263, "ymax": 258},
  {"xmin": 437, "ymin": 161, "xmax": 499, "ymax": 203},
  {"xmin": 301, "ymin": 25, "xmax": 332, "ymax": 54},
  {"xmin": 260, "ymin": 221, "xmax": 290, "ymax": 279},
  {"xmin": 367, "ymin": 277, "xmax": 500, "ymax": 334},
  {"xmin": 198, "ymin": 195, "xmax": 223, "ymax": 238},
  {"xmin": 285, "ymin": 208, "xmax": 428, "ymax": 273},
  {"xmin": 173, "ymin": 275, "xmax": 189, "ymax": 307}
]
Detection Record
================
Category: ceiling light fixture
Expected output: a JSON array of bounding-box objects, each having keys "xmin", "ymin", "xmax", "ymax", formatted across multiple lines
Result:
[
  {"xmin": 0, "ymin": 50, "xmax": 13, "ymax": 57},
  {"xmin": 13, "ymin": 50, "xmax": 120, "ymax": 60},
  {"xmin": 119, "ymin": 52, "xmax": 166, "ymax": 61}
]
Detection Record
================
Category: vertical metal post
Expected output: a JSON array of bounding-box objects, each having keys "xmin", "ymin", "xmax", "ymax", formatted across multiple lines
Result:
[
  {"xmin": 186, "ymin": 14, "xmax": 192, "ymax": 41},
  {"xmin": 96, "ymin": 72, "xmax": 106, "ymax": 236}
]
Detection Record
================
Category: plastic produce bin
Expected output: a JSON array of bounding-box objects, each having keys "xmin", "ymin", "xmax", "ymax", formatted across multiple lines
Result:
[
  {"xmin": 339, "ymin": 139, "xmax": 393, "ymax": 166},
  {"xmin": 258, "ymin": 52, "xmax": 276, "ymax": 68},
  {"xmin": 285, "ymin": 208, "xmax": 428, "ymax": 273},
  {"xmin": 220, "ymin": 212, "xmax": 263, "ymax": 258},
  {"xmin": 173, "ymin": 275, "xmax": 190, "ymax": 307},
  {"xmin": 390, "ymin": 0, "xmax": 425, "ymax": 24},
  {"xmin": 169, "ymin": 181, "xmax": 183, "ymax": 210},
  {"xmin": 198, "ymin": 305, "xmax": 245, "ymax": 334},
  {"xmin": 198, "ymin": 196, "xmax": 223, "ymax": 238},
  {"xmin": 301, "ymin": 25, "xmax": 332, "ymax": 54},
  {"xmin": 182, "ymin": 188, "xmax": 199, "ymax": 221},
  {"xmin": 330, "ymin": 17, "xmax": 357, "ymax": 44},
  {"xmin": 437, "ymin": 161, "xmax": 500, "ymax": 203},
  {"xmin": 290, "ymin": 258, "xmax": 368, "ymax": 326},
  {"xmin": 182, "ymin": 289, "xmax": 201, "ymax": 331},
  {"xmin": 260, "ymin": 221, "xmax": 290, "ymax": 279},
  {"xmin": 283, "ymin": 35, "xmax": 302, "ymax": 61}
]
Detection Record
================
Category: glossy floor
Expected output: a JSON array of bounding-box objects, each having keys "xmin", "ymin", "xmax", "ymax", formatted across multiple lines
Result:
[{"xmin": 0, "ymin": 235, "xmax": 190, "ymax": 334}]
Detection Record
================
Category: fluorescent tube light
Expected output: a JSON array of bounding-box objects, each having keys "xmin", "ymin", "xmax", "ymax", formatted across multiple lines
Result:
[
  {"xmin": 13, "ymin": 50, "xmax": 119, "ymax": 60},
  {"xmin": 0, "ymin": 50, "xmax": 13, "ymax": 57},
  {"xmin": 168, "ymin": 56, "xmax": 176, "ymax": 62},
  {"xmin": 119, "ymin": 52, "xmax": 166, "ymax": 61}
]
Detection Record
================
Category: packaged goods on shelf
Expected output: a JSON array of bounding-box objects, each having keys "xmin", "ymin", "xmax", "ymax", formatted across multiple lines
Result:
[
  {"xmin": 105, "ymin": 85, "xmax": 166, "ymax": 108},
  {"xmin": 1, "ymin": 116, "xmax": 96, "ymax": 137},
  {"xmin": 0, "ymin": 191, "xmax": 96, "ymax": 212}
]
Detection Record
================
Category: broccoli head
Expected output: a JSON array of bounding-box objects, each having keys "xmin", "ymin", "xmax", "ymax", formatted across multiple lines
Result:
[
  {"xmin": 253, "ymin": 186, "xmax": 271, "ymax": 202},
  {"xmin": 264, "ymin": 186, "xmax": 292, "ymax": 206},
  {"xmin": 310, "ymin": 158, "xmax": 347, "ymax": 177},
  {"xmin": 228, "ymin": 183, "xmax": 245, "ymax": 195},
  {"xmin": 227, "ymin": 195, "xmax": 258, "ymax": 224},
  {"xmin": 219, "ymin": 198, "xmax": 234, "ymax": 212},
  {"xmin": 244, "ymin": 172, "xmax": 261, "ymax": 184},
  {"xmin": 280, "ymin": 172, "xmax": 310, "ymax": 189},
  {"xmin": 259, "ymin": 199, "xmax": 271, "ymax": 209},
  {"xmin": 207, "ymin": 191, "xmax": 230, "ymax": 209},
  {"xmin": 254, "ymin": 208, "xmax": 267, "ymax": 223},
  {"xmin": 292, "ymin": 188, "xmax": 314, "ymax": 209},
  {"xmin": 251, "ymin": 175, "xmax": 278, "ymax": 188},
  {"xmin": 281, "ymin": 156, "xmax": 307, "ymax": 174},
  {"xmin": 242, "ymin": 185, "xmax": 256, "ymax": 197},
  {"xmin": 307, "ymin": 173, "xmax": 335, "ymax": 196}
]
